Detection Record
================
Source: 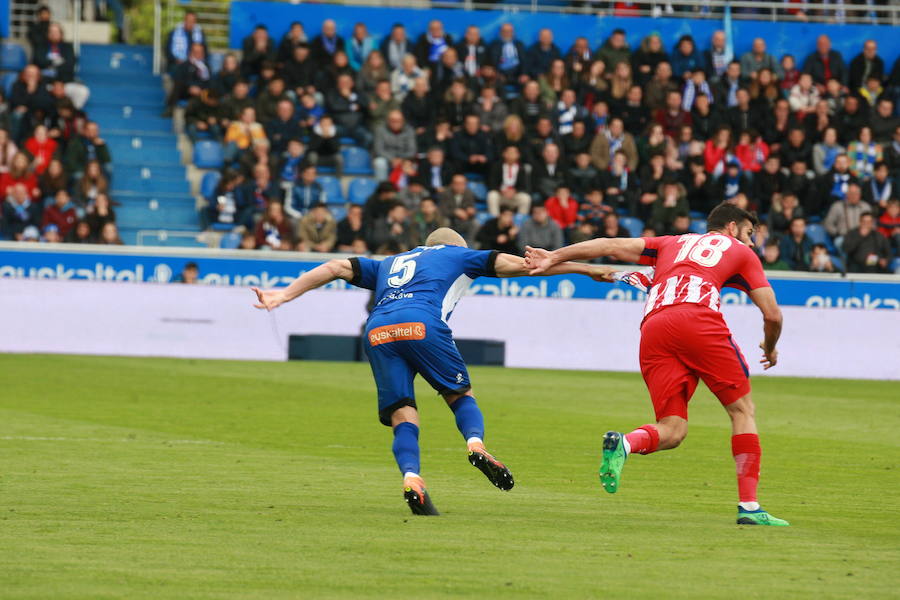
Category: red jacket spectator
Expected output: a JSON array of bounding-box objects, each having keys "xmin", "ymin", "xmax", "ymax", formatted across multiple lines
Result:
[
  {"xmin": 42, "ymin": 194, "xmax": 78, "ymax": 237},
  {"xmin": 0, "ymin": 171, "xmax": 39, "ymax": 200},
  {"xmin": 24, "ymin": 135, "xmax": 58, "ymax": 176},
  {"xmin": 653, "ymin": 107, "xmax": 692, "ymax": 139},
  {"xmin": 545, "ymin": 193, "xmax": 579, "ymax": 229},
  {"xmin": 877, "ymin": 204, "xmax": 900, "ymax": 240},
  {"xmin": 735, "ymin": 139, "xmax": 770, "ymax": 173}
]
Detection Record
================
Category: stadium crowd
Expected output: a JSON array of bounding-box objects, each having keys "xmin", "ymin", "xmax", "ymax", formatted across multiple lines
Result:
[
  {"xmin": 0, "ymin": 5, "xmax": 122, "ymax": 245},
  {"xmin": 3, "ymin": 6, "xmax": 900, "ymax": 274}
]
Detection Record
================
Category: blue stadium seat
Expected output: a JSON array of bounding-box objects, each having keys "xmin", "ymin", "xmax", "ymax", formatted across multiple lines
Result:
[
  {"xmin": 316, "ymin": 175, "xmax": 343, "ymax": 204},
  {"xmin": 475, "ymin": 211, "xmax": 492, "ymax": 226},
  {"xmin": 805, "ymin": 223, "xmax": 836, "ymax": 253},
  {"xmin": 2, "ymin": 72, "xmax": 17, "ymax": 97},
  {"xmin": 339, "ymin": 137, "xmax": 356, "ymax": 146},
  {"xmin": 689, "ymin": 211, "xmax": 706, "ymax": 219},
  {"xmin": 619, "ymin": 216, "xmax": 644, "ymax": 238},
  {"xmin": 0, "ymin": 43, "xmax": 27, "ymax": 72},
  {"xmin": 220, "ymin": 232, "xmax": 242, "ymax": 249},
  {"xmin": 193, "ymin": 141, "xmax": 224, "ymax": 169},
  {"xmin": 690, "ymin": 219, "xmax": 708, "ymax": 234},
  {"xmin": 331, "ymin": 206, "xmax": 347, "ymax": 222},
  {"xmin": 208, "ymin": 52, "xmax": 225, "ymax": 75},
  {"xmin": 891, "ymin": 257, "xmax": 900, "ymax": 274},
  {"xmin": 200, "ymin": 171, "xmax": 221, "ymax": 199},
  {"xmin": 513, "ymin": 214, "xmax": 527, "ymax": 227},
  {"xmin": 342, "ymin": 146, "xmax": 374, "ymax": 175},
  {"xmin": 347, "ymin": 177, "xmax": 377, "ymax": 205},
  {"xmin": 467, "ymin": 181, "xmax": 487, "ymax": 202},
  {"xmin": 830, "ymin": 255, "xmax": 845, "ymax": 273}
]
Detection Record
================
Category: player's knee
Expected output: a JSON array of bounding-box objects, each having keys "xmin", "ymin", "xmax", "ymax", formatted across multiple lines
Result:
[
  {"xmin": 668, "ymin": 426, "xmax": 688, "ymax": 448},
  {"xmin": 390, "ymin": 406, "xmax": 419, "ymax": 427},
  {"xmin": 443, "ymin": 390, "xmax": 472, "ymax": 406}
]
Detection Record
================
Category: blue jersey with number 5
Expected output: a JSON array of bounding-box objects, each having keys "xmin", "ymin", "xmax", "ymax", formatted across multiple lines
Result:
[{"xmin": 349, "ymin": 245, "xmax": 499, "ymax": 322}]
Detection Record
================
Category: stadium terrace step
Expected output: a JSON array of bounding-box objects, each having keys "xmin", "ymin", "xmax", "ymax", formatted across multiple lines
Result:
[
  {"xmin": 89, "ymin": 104, "xmax": 169, "ymax": 120},
  {"xmin": 114, "ymin": 164, "xmax": 188, "ymax": 181},
  {"xmin": 78, "ymin": 44, "xmax": 153, "ymax": 72},
  {"xmin": 80, "ymin": 72, "xmax": 162, "ymax": 89},
  {"xmin": 116, "ymin": 203, "xmax": 200, "ymax": 228},
  {"xmin": 102, "ymin": 120, "xmax": 175, "ymax": 134},
  {"xmin": 118, "ymin": 227, "xmax": 203, "ymax": 247},
  {"xmin": 107, "ymin": 142, "xmax": 179, "ymax": 163},
  {"xmin": 113, "ymin": 192, "xmax": 195, "ymax": 205},
  {"xmin": 112, "ymin": 178, "xmax": 189, "ymax": 195},
  {"xmin": 87, "ymin": 84, "xmax": 165, "ymax": 108}
]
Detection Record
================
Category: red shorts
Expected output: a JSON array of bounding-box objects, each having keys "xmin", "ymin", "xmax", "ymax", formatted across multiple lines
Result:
[{"xmin": 639, "ymin": 304, "xmax": 751, "ymax": 421}]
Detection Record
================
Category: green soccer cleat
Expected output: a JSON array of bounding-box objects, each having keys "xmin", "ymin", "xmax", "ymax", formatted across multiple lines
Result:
[
  {"xmin": 736, "ymin": 507, "xmax": 790, "ymax": 526},
  {"xmin": 599, "ymin": 431, "xmax": 627, "ymax": 494}
]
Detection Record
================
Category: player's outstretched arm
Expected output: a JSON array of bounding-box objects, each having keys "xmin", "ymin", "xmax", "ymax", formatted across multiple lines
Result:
[
  {"xmin": 524, "ymin": 238, "xmax": 646, "ymax": 274},
  {"xmin": 493, "ymin": 253, "xmax": 618, "ymax": 281},
  {"xmin": 748, "ymin": 286, "xmax": 783, "ymax": 370},
  {"xmin": 252, "ymin": 258, "xmax": 354, "ymax": 311}
]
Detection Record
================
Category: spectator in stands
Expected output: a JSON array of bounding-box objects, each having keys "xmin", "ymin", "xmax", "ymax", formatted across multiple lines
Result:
[
  {"xmin": 847, "ymin": 126, "xmax": 882, "ymax": 181},
  {"xmin": 473, "ymin": 86, "xmax": 508, "ymax": 135},
  {"xmin": 526, "ymin": 28, "xmax": 562, "ymax": 80},
  {"xmin": 848, "ymin": 40, "xmax": 884, "ymax": 92},
  {"xmin": 780, "ymin": 216, "xmax": 813, "ymax": 270},
  {"xmin": 165, "ymin": 10, "xmax": 206, "ymax": 73},
  {"xmin": 414, "ymin": 146, "xmax": 451, "ymax": 195},
  {"xmin": 763, "ymin": 98, "xmax": 796, "ymax": 154},
  {"xmin": 368, "ymin": 201, "xmax": 416, "ymax": 253},
  {"xmin": 803, "ymin": 34, "xmax": 847, "ymax": 89},
  {"xmin": 391, "ymin": 55, "xmax": 423, "ymax": 102},
  {"xmin": 177, "ymin": 262, "xmax": 200, "ymax": 284},
  {"xmin": 715, "ymin": 61, "xmax": 743, "ymax": 108},
  {"xmin": 703, "ymin": 30, "xmax": 729, "ymax": 84},
  {"xmin": 241, "ymin": 25, "xmax": 276, "ymax": 78},
  {"xmin": 276, "ymin": 138, "xmax": 306, "ymax": 193},
  {"xmin": 304, "ymin": 114, "xmax": 340, "ymax": 175},
  {"xmin": 76, "ymin": 160, "xmax": 109, "ymax": 206},
  {"xmin": 380, "ymin": 23, "xmax": 410, "ymax": 72},
  {"xmin": 631, "ymin": 34, "xmax": 668, "ymax": 87},
  {"xmin": 0, "ymin": 129, "xmax": 17, "ymax": 174},
  {"xmin": 297, "ymin": 202, "xmax": 336, "ymax": 252},
  {"xmin": 456, "ymin": 25, "xmax": 487, "ymax": 78},
  {"xmin": 436, "ymin": 173, "xmax": 477, "ymax": 242},
  {"xmin": 41, "ymin": 189, "xmax": 76, "ymax": 237},
  {"xmin": 734, "ymin": 130, "xmax": 768, "ymax": 176},
  {"xmin": 681, "ymin": 69, "xmax": 713, "ymax": 113},
  {"xmin": 489, "ymin": 23, "xmax": 528, "ymax": 86},
  {"xmin": 326, "ymin": 73, "xmax": 372, "ymax": 148},
  {"xmin": 255, "ymin": 77, "xmax": 290, "ymax": 125},
  {"xmin": 654, "ymin": 90, "xmax": 691, "ymax": 140},
  {"xmin": 532, "ymin": 142, "xmax": 565, "ymax": 201},
  {"xmin": 518, "ymin": 203, "xmax": 563, "ymax": 252},
  {"xmin": 545, "ymin": 183, "xmax": 578, "ymax": 231},
  {"xmin": 286, "ymin": 164, "xmax": 324, "ymax": 219},
  {"xmin": 740, "ymin": 38, "xmax": 781, "ymax": 81},
  {"xmin": 336, "ymin": 203, "xmax": 367, "ymax": 254},
  {"xmin": 98, "ymin": 222, "xmax": 123, "ymax": 246},
  {"xmin": 413, "ymin": 20, "xmax": 452, "ymax": 71},
  {"xmin": 836, "ymin": 95, "xmax": 868, "ymax": 145},
  {"xmin": 596, "ymin": 29, "xmax": 630, "ymax": 73},
  {"xmin": 561, "ymin": 119, "xmax": 591, "ymax": 165},
  {"xmin": 265, "ymin": 99, "xmax": 303, "ymax": 156},
  {"xmin": 590, "ymin": 117, "xmax": 636, "ymax": 171},
  {"xmin": 761, "ymin": 240, "xmax": 790, "ymax": 271},
  {"xmin": 185, "ymin": 89, "xmax": 222, "ymax": 143},
  {"xmin": 476, "ymin": 206, "xmax": 519, "ymax": 253},
  {"xmin": 652, "ymin": 180, "xmax": 689, "ymax": 233},
  {"xmin": 877, "ymin": 198, "xmax": 900, "ymax": 253},
  {"xmin": 220, "ymin": 80, "xmax": 252, "ymax": 127},
  {"xmin": 85, "ymin": 192, "xmax": 116, "ymax": 238},
  {"xmin": 670, "ymin": 35, "xmax": 702, "ymax": 81},
  {"xmin": 824, "ymin": 181, "xmax": 872, "ymax": 243},
  {"xmin": 865, "ymin": 161, "xmax": 895, "ymax": 209},
  {"xmin": 727, "ymin": 89, "xmax": 759, "ymax": 136},
  {"xmin": 812, "ymin": 126, "xmax": 845, "ymax": 176},
  {"xmin": 803, "ymin": 98, "xmax": 832, "ymax": 144},
  {"xmin": 368, "ymin": 79, "xmax": 401, "ymax": 131},
  {"xmin": 565, "ymin": 37, "xmax": 593, "ymax": 78},
  {"xmin": 843, "ymin": 212, "xmax": 890, "ymax": 273},
  {"xmin": 749, "ymin": 67, "xmax": 781, "ymax": 112},
  {"xmin": 363, "ymin": 181, "xmax": 399, "ymax": 227},
  {"xmin": 566, "ymin": 152, "xmax": 600, "ymax": 199},
  {"xmin": 608, "ymin": 62, "xmax": 634, "ymax": 106},
  {"xmin": 28, "ymin": 5, "xmax": 52, "ymax": 51},
  {"xmin": 344, "ymin": 22, "xmax": 376, "ymax": 72},
  {"xmin": 0, "ymin": 152, "xmax": 39, "ymax": 200},
  {"xmin": 33, "ymin": 23, "xmax": 89, "ymax": 110},
  {"xmin": 22, "ymin": 124, "xmax": 56, "ymax": 176},
  {"xmin": 39, "ymin": 158, "xmax": 67, "ymax": 201},
  {"xmin": 808, "ymin": 244, "xmax": 836, "ymax": 273},
  {"xmin": 871, "ymin": 99, "xmax": 899, "ymax": 145},
  {"xmin": 356, "ymin": 51, "xmax": 389, "ymax": 99},
  {"xmin": 789, "ymin": 73, "xmax": 820, "ymax": 117},
  {"xmin": 210, "ymin": 53, "xmax": 240, "ymax": 97},
  {"xmin": 9, "ymin": 65, "xmax": 55, "ymax": 143},
  {"xmin": 601, "ymin": 149, "xmax": 637, "ymax": 212},
  {"xmin": 411, "ymin": 196, "xmax": 447, "ymax": 244},
  {"xmin": 238, "ymin": 137, "xmax": 278, "ymax": 179},
  {"xmin": 223, "ymin": 106, "xmax": 266, "ymax": 163},
  {"xmin": 277, "ymin": 22, "xmax": 307, "ymax": 65},
  {"xmin": 449, "ymin": 113, "xmax": 493, "ymax": 178},
  {"xmin": 643, "ymin": 61, "xmax": 675, "ymax": 113},
  {"xmin": 1, "ymin": 182, "xmax": 39, "ymax": 240},
  {"xmin": 373, "ymin": 109, "xmax": 416, "ymax": 181}
]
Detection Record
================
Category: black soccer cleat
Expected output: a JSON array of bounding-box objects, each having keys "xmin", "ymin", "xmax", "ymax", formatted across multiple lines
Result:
[
  {"xmin": 468, "ymin": 446, "xmax": 515, "ymax": 491},
  {"xmin": 403, "ymin": 476, "xmax": 440, "ymax": 516}
]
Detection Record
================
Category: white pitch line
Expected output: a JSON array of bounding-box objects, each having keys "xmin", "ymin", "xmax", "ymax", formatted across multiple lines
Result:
[{"xmin": 0, "ymin": 436, "xmax": 225, "ymax": 445}]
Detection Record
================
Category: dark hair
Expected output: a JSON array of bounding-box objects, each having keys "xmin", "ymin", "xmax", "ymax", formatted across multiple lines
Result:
[
  {"xmin": 707, "ymin": 202, "xmax": 759, "ymax": 232},
  {"xmin": 498, "ymin": 206, "xmax": 515, "ymax": 215}
]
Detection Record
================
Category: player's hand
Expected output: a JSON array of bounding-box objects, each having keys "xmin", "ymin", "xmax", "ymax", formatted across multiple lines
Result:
[
  {"xmin": 588, "ymin": 265, "xmax": 618, "ymax": 282},
  {"xmin": 759, "ymin": 343, "xmax": 778, "ymax": 370},
  {"xmin": 252, "ymin": 287, "xmax": 286, "ymax": 311},
  {"xmin": 524, "ymin": 246, "xmax": 555, "ymax": 274}
]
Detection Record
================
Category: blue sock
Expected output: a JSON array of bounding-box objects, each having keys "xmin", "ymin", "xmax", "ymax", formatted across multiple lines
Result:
[
  {"xmin": 392, "ymin": 422, "xmax": 420, "ymax": 475},
  {"xmin": 450, "ymin": 395, "xmax": 485, "ymax": 441}
]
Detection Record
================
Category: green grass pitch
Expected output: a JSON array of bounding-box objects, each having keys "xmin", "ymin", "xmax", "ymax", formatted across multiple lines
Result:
[{"xmin": 0, "ymin": 354, "xmax": 896, "ymax": 599}]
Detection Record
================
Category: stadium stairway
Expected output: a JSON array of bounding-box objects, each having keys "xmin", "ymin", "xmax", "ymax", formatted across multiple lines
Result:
[{"xmin": 79, "ymin": 44, "xmax": 203, "ymax": 247}]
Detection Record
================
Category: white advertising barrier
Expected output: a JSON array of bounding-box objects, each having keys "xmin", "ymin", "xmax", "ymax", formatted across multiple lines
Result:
[{"xmin": 2, "ymin": 278, "xmax": 898, "ymax": 381}]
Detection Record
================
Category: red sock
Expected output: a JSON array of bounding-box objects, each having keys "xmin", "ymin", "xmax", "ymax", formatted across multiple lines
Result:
[
  {"xmin": 625, "ymin": 424, "xmax": 660, "ymax": 455},
  {"xmin": 732, "ymin": 433, "xmax": 761, "ymax": 503}
]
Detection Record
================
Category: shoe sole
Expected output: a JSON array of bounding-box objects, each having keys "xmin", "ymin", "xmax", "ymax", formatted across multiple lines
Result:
[
  {"xmin": 736, "ymin": 515, "xmax": 790, "ymax": 526},
  {"xmin": 599, "ymin": 431, "xmax": 623, "ymax": 494},
  {"xmin": 468, "ymin": 450, "xmax": 514, "ymax": 491},
  {"xmin": 404, "ymin": 487, "xmax": 440, "ymax": 516}
]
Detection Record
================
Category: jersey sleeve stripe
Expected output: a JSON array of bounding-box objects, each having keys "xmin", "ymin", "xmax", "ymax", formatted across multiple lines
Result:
[
  {"xmin": 641, "ymin": 248, "xmax": 658, "ymax": 258},
  {"xmin": 724, "ymin": 273, "xmax": 751, "ymax": 293},
  {"xmin": 348, "ymin": 257, "xmax": 362, "ymax": 286},
  {"xmin": 484, "ymin": 250, "xmax": 500, "ymax": 278}
]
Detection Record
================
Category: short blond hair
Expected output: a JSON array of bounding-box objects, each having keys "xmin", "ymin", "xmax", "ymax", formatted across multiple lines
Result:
[{"xmin": 425, "ymin": 227, "xmax": 467, "ymax": 248}]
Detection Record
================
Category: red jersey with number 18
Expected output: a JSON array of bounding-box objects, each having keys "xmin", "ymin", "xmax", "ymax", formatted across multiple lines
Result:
[{"xmin": 637, "ymin": 233, "xmax": 770, "ymax": 322}]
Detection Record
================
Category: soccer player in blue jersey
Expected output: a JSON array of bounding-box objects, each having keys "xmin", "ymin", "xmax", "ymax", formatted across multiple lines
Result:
[{"xmin": 253, "ymin": 227, "xmax": 607, "ymax": 515}]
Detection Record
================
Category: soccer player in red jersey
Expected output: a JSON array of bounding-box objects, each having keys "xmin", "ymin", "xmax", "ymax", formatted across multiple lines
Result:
[{"xmin": 526, "ymin": 203, "xmax": 789, "ymax": 526}]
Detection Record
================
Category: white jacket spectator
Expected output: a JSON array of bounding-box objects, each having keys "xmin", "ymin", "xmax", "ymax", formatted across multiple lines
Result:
[
  {"xmin": 390, "ymin": 55, "xmax": 424, "ymax": 101},
  {"xmin": 788, "ymin": 74, "xmax": 820, "ymax": 114}
]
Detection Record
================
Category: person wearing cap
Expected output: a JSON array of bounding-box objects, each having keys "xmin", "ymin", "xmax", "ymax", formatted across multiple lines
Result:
[
  {"xmin": 20, "ymin": 225, "xmax": 41, "ymax": 242},
  {"xmin": 42, "ymin": 223, "xmax": 61, "ymax": 243}
]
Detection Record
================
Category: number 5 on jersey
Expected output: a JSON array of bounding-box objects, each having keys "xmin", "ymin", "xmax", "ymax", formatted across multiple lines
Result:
[
  {"xmin": 387, "ymin": 252, "xmax": 422, "ymax": 288},
  {"xmin": 674, "ymin": 234, "xmax": 732, "ymax": 267}
]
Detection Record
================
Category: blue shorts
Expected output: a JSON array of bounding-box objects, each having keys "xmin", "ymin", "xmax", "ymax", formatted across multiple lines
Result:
[{"xmin": 364, "ymin": 309, "xmax": 470, "ymax": 426}]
